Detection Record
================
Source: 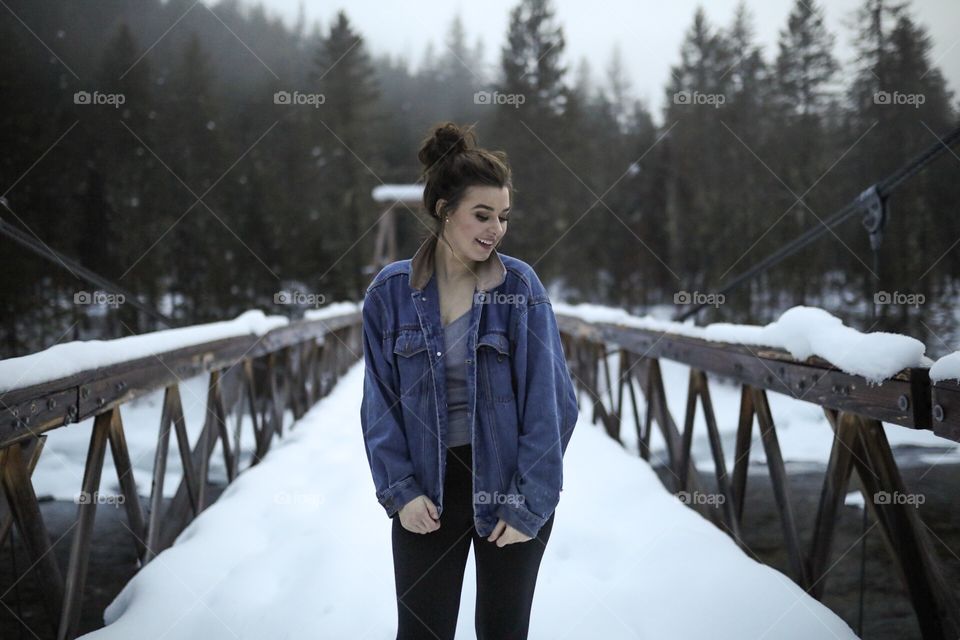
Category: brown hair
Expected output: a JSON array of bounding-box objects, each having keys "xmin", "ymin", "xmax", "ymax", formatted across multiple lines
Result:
[{"xmin": 417, "ymin": 121, "xmax": 513, "ymax": 238}]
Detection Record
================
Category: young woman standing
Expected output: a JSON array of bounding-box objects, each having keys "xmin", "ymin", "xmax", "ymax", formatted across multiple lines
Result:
[{"xmin": 360, "ymin": 121, "xmax": 579, "ymax": 640}]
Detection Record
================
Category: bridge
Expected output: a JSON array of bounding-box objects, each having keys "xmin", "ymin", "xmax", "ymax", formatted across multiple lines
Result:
[{"xmin": 0, "ymin": 293, "xmax": 958, "ymax": 638}]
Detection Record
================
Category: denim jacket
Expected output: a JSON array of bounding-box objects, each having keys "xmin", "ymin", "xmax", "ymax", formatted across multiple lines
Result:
[{"xmin": 360, "ymin": 234, "xmax": 579, "ymax": 538}]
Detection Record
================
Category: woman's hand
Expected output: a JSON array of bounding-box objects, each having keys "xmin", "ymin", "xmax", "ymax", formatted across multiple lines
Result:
[
  {"xmin": 487, "ymin": 519, "xmax": 532, "ymax": 547},
  {"xmin": 398, "ymin": 495, "xmax": 441, "ymax": 534}
]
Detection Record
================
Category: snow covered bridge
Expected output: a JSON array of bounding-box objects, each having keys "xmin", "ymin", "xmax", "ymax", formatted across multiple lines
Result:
[{"xmin": 0, "ymin": 303, "xmax": 958, "ymax": 639}]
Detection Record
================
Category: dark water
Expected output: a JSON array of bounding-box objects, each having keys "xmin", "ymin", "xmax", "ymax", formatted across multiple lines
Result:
[{"xmin": 0, "ymin": 485, "xmax": 226, "ymax": 639}]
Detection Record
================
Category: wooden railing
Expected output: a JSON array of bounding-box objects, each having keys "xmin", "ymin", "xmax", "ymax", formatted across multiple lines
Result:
[
  {"xmin": 555, "ymin": 312, "xmax": 960, "ymax": 640},
  {"xmin": 0, "ymin": 310, "xmax": 362, "ymax": 639}
]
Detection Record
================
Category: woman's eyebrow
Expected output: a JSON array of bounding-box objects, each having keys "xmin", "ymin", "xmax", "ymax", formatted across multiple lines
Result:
[{"xmin": 472, "ymin": 203, "xmax": 511, "ymax": 213}]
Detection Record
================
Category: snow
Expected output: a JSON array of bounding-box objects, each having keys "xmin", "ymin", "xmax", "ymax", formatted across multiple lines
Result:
[
  {"xmin": 0, "ymin": 298, "xmax": 931, "ymax": 398},
  {"xmin": 0, "ymin": 303, "xmax": 360, "ymax": 394},
  {"xmin": 844, "ymin": 491, "xmax": 865, "ymax": 509},
  {"xmin": 371, "ymin": 183, "xmax": 424, "ymax": 203},
  {"xmin": 79, "ymin": 362, "xmax": 858, "ymax": 640},
  {"xmin": 930, "ymin": 351, "xmax": 960, "ymax": 383},
  {"xmin": 554, "ymin": 302, "xmax": 929, "ymax": 385}
]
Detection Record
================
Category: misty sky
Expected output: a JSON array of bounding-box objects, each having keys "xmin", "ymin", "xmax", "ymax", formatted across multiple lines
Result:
[{"xmin": 247, "ymin": 0, "xmax": 959, "ymax": 117}]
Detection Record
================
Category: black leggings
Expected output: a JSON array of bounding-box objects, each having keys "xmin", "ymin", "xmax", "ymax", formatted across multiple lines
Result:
[{"xmin": 391, "ymin": 443, "xmax": 555, "ymax": 640}]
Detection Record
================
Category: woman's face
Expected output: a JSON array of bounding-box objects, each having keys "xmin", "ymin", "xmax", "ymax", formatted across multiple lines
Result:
[{"xmin": 439, "ymin": 185, "xmax": 510, "ymax": 263}]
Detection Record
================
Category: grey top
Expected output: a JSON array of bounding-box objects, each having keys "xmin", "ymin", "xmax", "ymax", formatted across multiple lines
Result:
[{"xmin": 443, "ymin": 309, "xmax": 473, "ymax": 448}]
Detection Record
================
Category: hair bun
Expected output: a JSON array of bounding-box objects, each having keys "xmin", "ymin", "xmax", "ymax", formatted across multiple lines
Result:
[{"xmin": 418, "ymin": 122, "xmax": 476, "ymax": 170}]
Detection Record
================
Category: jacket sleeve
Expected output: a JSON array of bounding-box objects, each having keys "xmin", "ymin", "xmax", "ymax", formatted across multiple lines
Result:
[
  {"xmin": 360, "ymin": 287, "xmax": 427, "ymax": 518},
  {"xmin": 495, "ymin": 289, "xmax": 579, "ymax": 538}
]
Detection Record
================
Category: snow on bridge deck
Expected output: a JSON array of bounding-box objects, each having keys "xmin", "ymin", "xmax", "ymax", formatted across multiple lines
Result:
[{"xmin": 80, "ymin": 361, "xmax": 857, "ymax": 640}]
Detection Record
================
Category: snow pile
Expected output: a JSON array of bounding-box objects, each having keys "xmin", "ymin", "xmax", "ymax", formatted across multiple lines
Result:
[
  {"xmin": 79, "ymin": 363, "xmax": 858, "ymax": 640},
  {"xmin": 930, "ymin": 351, "xmax": 960, "ymax": 384},
  {"xmin": 371, "ymin": 183, "xmax": 424, "ymax": 203},
  {"xmin": 554, "ymin": 302, "xmax": 928, "ymax": 384},
  {"xmin": 0, "ymin": 303, "xmax": 361, "ymax": 394}
]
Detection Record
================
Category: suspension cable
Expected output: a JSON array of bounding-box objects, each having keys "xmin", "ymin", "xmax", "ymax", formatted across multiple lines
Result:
[{"xmin": 674, "ymin": 123, "xmax": 960, "ymax": 321}]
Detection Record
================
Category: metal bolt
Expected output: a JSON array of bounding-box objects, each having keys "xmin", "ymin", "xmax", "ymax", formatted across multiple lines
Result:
[
  {"xmin": 897, "ymin": 394, "xmax": 909, "ymax": 411},
  {"xmin": 933, "ymin": 404, "xmax": 945, "ymax": 423}
]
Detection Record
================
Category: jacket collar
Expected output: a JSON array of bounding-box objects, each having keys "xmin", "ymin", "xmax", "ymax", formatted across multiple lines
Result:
[{"xmin": 409, "ymin": 233, "xmax": 506, "ymax": 292}]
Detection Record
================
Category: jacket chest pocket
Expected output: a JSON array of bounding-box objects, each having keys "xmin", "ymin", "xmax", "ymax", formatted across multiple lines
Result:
[
  {"xmin": 477, "ymin": 332, "xmax": 515, "ymax": 404},
  {"xmin": 393, "ymin": 330, "xmax": 431, "ymax": 400}
]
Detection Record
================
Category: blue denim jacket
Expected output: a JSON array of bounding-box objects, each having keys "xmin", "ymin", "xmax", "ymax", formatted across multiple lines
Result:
[{"xmin": 360, "ymin": 234, "xmax": 579, "ymax": 538}]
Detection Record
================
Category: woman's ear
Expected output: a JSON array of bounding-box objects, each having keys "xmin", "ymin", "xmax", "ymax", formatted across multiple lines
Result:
[{"xmin": 435, "ymin": 199, "xmax": 446, "ymax": 218}]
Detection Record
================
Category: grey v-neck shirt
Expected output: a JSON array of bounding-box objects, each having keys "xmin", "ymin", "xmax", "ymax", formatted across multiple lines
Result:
[{"xmin": 443, "ymin": 308, "xmax": 473, "ymax": 448}]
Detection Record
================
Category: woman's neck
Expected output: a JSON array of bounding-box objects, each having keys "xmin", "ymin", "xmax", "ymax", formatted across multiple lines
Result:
[{"xmin": 435, "ymin": 235, "xmax": 477, "ymax": 286}]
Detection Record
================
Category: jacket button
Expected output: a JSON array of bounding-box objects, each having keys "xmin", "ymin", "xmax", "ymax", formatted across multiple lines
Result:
[{"xmin": 436, "ymin": 351, "xmax": 442, "ymax": 356}]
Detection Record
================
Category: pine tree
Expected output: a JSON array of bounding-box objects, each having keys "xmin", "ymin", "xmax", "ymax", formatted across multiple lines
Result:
[
  {"xmin": 770, "ymin": 0, "xmax": 839, "ymax": 306},
  {"xmin": 161, "ymin": 33, "xmax": 226, "ymax": 322},
  {"xmin": 846, "ymin": 1, "xmax": 957, "ymax": 334},
  {"xmin": 722, "ymin": 3, "xmax": 772, "ymax": 317},
  {"xmin": 775, "ymin": 0, "xmax": 838, "ymax": 120},
  {"xmin": 662, "ymin": 8, "xmax": 734, "ymax": 298},
  {"xmin": 309, "ymin": 11, "xmax": 381, "ymax": 299},
  {"xmin": 492, "ymin": 0, "xmax": 575, "ymax": 277}
]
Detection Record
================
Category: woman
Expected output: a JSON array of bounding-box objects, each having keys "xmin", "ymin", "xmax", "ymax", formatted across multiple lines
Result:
[{"xmin": 360, "ymin": 121, "xmax": 579, "ymax": 640}]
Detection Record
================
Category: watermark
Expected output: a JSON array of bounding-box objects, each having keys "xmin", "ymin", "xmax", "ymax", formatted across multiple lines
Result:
[
  {"xmin": 74, "ymin": 90, "xmax": 126, "ymax": 108},
  {"xmin": 274, "ymin": 289, "xmax": 326, "ymax": 307},
  {"xmin": 474, "ymin": 490, "xmax": 525, "ymax": 506},
  {"xmin": 474, "ymin": 291, "xmax": 526, "ymax": 306},
  {"xmin": 874, "ymin": 290, "xmax": 925, "ymax": 308},
  {"xmin": 673, "ymin": 90, "xmax": 725, "ymax": 109},
  {"xmin": 674, "ymin": 290, "xmax": 724, "ymax": 308},
  {"xmin": 474, "ymin": 90, "xmax": 525, "ymax": 109},
  {"xmin": 874, "ymin": 490, "xmax": 924, "ymax": 507},
  {"xmin": 873, "ymin": 90, "xmax": 925, "ymax": 109},
  {"xmin": 274, "ymin": 90, "xmax": 325, "ymax": 108},
  {"xmin": 676, "ymin": 490, "xmax": 726, "ymax": 506},
  {"xmin": 75, "ymin": 490, "xmax": 125, "ymax": 506},
  {"xmin": 273, "ymin": 491, "xmax": 324, "ymax": 507},
  {"xmin": 74, "ymin": 290, "xmax": 125, "ymax": 308}
]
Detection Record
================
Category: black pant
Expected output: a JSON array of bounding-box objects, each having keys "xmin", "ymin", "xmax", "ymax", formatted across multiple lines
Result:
[{"xmin": 391, "ymin": 443, "xmax": 555, "ymax": 640}]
